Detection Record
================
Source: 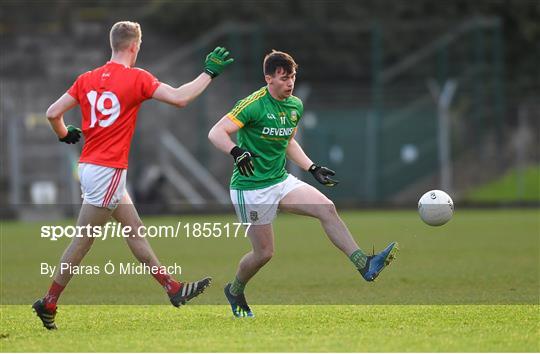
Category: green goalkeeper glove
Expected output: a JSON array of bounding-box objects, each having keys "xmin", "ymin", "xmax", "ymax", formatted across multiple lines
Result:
[
  {"xmin": 309, "ymin": 164, "xmax": 339, "ymax": 187},
  {"xmin": 59, "ymin": 125, "xmax": 81, "ymax": 144},
  {"xmin": 204, "ymin": 46, "xmax": 234, "ymax": 78}
]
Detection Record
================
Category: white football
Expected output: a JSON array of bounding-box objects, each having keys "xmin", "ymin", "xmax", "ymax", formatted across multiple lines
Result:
[{"xmin": 418, "ymin": 190, "xmax": 454, "ymax": 226}]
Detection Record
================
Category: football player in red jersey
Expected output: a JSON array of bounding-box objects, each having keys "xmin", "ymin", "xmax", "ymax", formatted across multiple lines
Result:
[{"xmin": 33, "ymin": 21, "xmax": 233, "ymax": 330}]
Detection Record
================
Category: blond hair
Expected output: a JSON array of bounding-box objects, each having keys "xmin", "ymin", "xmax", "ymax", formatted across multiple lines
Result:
[{"xmin": 109, "ymin": 21, "xmax": 141, "ymax": 52}]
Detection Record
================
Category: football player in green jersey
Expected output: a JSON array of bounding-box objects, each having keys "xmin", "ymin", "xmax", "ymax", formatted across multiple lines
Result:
[{"xmin": 209, "ymin": 50, "xmax": 398, "ymax": 318}]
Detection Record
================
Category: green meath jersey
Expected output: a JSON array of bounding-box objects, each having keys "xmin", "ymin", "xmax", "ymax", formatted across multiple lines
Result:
[{"xmin": 227, "ymin": 86, "xmax": 303, "ymax": 190}]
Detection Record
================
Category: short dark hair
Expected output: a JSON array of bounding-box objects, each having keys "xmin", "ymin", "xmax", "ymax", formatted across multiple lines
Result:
[{"xmin": 263, "ymin": 50, "xmax": 298, "ymax": 76}]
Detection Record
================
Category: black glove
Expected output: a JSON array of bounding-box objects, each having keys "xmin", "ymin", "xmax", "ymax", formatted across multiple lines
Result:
[
  {"xmin": 230, "ymin": 146, "xmax": 258, "ymax": 177},
  {"xmin": 59, "ymin": 125, "xmax": 82, "ymax": 144},
  {"xmin": 309, "ymin": 164, "xmax": 339, "ymax": 187}
]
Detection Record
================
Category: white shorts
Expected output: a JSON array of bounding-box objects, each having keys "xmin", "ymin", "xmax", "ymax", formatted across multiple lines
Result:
[
  {"xmin": 78, "ymin": 163, "xmax": 127, "ymax": 210},
  {"xmin": 230, "ymin": 174, "xmax": 307, "ymax": 225}
]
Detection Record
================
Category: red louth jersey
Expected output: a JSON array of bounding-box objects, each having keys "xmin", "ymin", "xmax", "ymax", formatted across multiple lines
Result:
[{"xmin": 67, "ymin": 61, "xmax": 160, "ymax": 168}]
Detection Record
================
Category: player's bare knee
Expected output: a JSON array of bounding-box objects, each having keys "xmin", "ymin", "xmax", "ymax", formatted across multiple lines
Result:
[{"xmin": 316, "ymin": 198, "xmax": 337, "ymax": 221}]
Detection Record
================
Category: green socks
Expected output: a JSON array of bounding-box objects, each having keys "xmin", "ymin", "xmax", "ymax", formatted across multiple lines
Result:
[
  {"xmin": 349, "ymin": 249, "xmax": 368, "ymax": 270},
  {"xmin": 229, "ymin": 276, "xmax": 246, "ymax": 296},
  {"xmin": 229, "ymin": 252, "xmax": 366, "ymax": 296}
]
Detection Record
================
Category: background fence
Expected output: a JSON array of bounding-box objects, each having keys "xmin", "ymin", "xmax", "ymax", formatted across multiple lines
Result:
[{"xmin": 0, "ymin": 1, "xmax": 538, "ymax": 217}]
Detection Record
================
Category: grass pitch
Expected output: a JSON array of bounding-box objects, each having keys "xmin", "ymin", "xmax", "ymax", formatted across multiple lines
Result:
[
  {"xmin": 1, "ymin": 305, "xmax": 538, "ymax": 352},
  {"xmin": 465, "ymin": 165, "xmax": 540, "ymax": 202},
  {"xmin": 1, "ymin": 209, "xmax": 539, "ymax": 351}
]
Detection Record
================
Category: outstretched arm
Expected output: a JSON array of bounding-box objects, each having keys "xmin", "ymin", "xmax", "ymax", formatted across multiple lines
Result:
[
  {"xmin": 46, "ymin": 93, "xmax": 79, "ymax": 139},
  {"xmin": 152, "ymin": 46, "xmax": 233, "ymax": 108},
  {"xmin": 152, "ymin": 74, "xmax": 212, "ymax": 108}
]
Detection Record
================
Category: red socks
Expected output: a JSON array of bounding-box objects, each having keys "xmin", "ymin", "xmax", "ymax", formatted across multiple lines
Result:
[
  {"xmin": 43, "ymin": 281, "xmax": 65, "ymax": 311},
  {"xmin": 152, "ymin": 269, "xmax": 181, "ymax": 295},
  {"xmin": 43, "ymin": 270, "xmax": 180, "ymax": 307}
]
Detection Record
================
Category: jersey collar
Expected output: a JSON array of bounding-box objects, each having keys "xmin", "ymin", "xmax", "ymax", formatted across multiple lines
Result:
[
  {"xmin": 265, "ymin": 86, "xmax": 291, "ymax": 104},
  {"xmin": 106, "ymin": 61, "xmax": 129, "ymax": 68}
]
